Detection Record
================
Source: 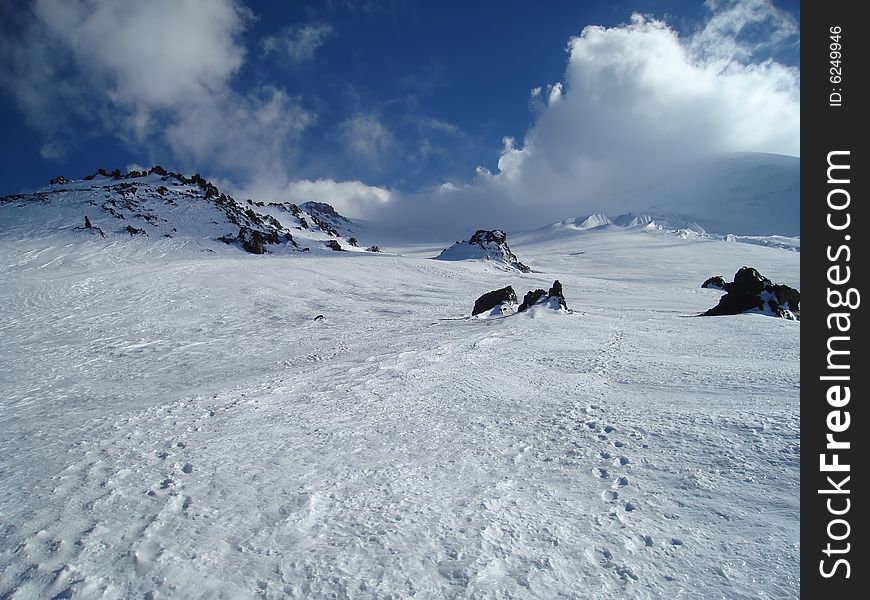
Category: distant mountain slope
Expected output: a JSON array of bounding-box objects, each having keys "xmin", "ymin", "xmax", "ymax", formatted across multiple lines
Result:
[
  {"xmin": 0, "ymin": 168, "xmax": 374, "ymax": 254},
  {"xmin": 638, "ymin": 152, "xmax": 799, "ymax": 237}
]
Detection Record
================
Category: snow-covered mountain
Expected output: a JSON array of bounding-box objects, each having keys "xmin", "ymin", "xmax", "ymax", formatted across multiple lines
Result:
[
  {"xmin": 0, "ymin": 167, "xmax": 375, "ymax": 254},
  {"xmin": 554, "ymin": 214, "xmax": 614, "ymax": 230},
  {"xmin": 540, "ymin": 209, "xmax": 798, "ymax": 252},
  {"xmin": 630, "ymin": 152, "xmax": 799, "ymax": 237},
  {"xmin": 0, "ymin": 171, "xmax": 799, "ymax": 598}
]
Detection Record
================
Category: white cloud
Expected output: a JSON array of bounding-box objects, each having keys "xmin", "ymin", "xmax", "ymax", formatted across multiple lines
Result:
[
  {"xmin": 283, "ymin": 179, "xmax": 392, "ymax": 218},
  {"xmin": 693, "ymin": 0, "xmax": 799, "ymax": 62},
  {"xmin": 546, "ymin": 82, "xmax": 564, "ymax": 105},
  {"xmin": 261, "ymin": 23, "xmax": 334, "ymax": 62},
  {"xmin": 339, "ymin": 114, "xmax": 396, "ymax": 166},
  {"xmin": 0, "ymin": 0, "xmax": 312, "ymax": 182},
  {"xmin": 361, "ymin": 0, "xmax": 800, "ymax": 237}
]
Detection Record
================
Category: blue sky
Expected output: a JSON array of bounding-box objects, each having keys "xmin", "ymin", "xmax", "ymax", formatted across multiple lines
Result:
[{"xmin": 0, "ymin": 0, "xmax": 799, "ymax": 229}]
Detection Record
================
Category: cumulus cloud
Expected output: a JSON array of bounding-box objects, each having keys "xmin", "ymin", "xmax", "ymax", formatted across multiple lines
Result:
[
  {"xmin": 261, "ymin": 23, "xmax": 334, "ymax": 62},
  {"xmin": 285, "ymin": 179, "xmax": 392, "ymax": 218},
  {"xmin": 362, "ymin": 0, "xmax": 800, "ymax": 237},
  {"xmin": 0, "ymin": 0, "xmax": 312, "ymax": 180}
]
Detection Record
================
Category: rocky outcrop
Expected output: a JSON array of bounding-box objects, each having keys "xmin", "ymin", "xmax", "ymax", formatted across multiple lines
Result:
[
  {"xmin": 324, "ymin": 240, "xmax": 343, "ymax": 251},
  {"xmin": 548, "ymin": 279, "xmax": 568, "ymax": 310},
  {"xmin": 472, "ymin": 286, "xmax": 517, "ymax": 316},
  {"xmin": 518, "ymin": 289, "xmax": 547, "ymax": 312},
  {"xmin": 5, "ymin": 167, "xmax": 371, "ymax": 255},
  {"xmin": 518, "ymin": 280, "xmax": 568, "ymax": 312},
  {"xmin": 701, "ymin": 267, "xmax": 799, "ymax": 319},
  {"xmin": 701, "ymin": 276, "xmax": 727, "ymax": 291},
  {"xmin": 474, "ymin": 280, "xmax": 570, "ymax": 316},
  {"xmin": 436, "ymin": 229, "xmax": 530, "ymax": 272}
]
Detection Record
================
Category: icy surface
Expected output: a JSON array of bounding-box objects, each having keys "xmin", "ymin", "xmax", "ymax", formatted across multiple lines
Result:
[{"xmin": 0, "ymin": 221, "xmax": 799, "ymax": 598}]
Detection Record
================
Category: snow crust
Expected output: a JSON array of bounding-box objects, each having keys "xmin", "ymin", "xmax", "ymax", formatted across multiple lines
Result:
[{"xmin": 0, "ymin": 209, "xmax": 799, "ymax": 598}]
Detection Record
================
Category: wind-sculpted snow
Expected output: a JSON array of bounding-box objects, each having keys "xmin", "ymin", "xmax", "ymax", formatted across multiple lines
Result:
[{"xmin": 0, "ymin": 225, "xmax": 799, "ymax": 598}]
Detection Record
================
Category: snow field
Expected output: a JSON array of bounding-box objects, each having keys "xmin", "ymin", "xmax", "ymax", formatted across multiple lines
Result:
[{"xmin": 0, "ymin": 228, "xmax": 799, "ymax": 598}]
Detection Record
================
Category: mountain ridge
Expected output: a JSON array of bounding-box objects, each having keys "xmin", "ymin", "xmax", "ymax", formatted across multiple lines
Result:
[{"xmin": 0, "ymin": 167, "xmax": 373, "ymax": 255}]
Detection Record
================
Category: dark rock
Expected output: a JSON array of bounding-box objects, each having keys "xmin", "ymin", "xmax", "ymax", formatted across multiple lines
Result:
[
  {"xmin": 473, "ymin": 286, "xmax": 517, "ymax": 316},
  {"xmin": 726, "ymin": 266, "xmax": 769, "ymax": 295},
  {"xmin": 702, "ymin": 266, "xmax": 799, "ymax": 319},
  {"xmin": 150, "ymin": 165, "xmax": 167, "ymax": 176},
  {"xmin": 518, "ymin": 289, "xmax": 547, "ymax": 313},
  {"xmin": 547, "ymin": 279, "xmax": 568, "ymax": 310},
  {"xmin": 769, "ymin": 283, "xmax": 800, "ymax": 315},
  {"xmin": 324, "ymin": 240, "xmax": 343, "ymax": 251},
  {"xmin": 125, "ymin": 225, "xmax": 146, "ymax": 236},
  {"xmin": 49, "ymin": 176, "xmax": 69, "ymax": 185},
  {"xmin": 702, "ymin": 276, "xmax": 727, "ymax": 290},
  {"xmin": 314, "ymin": 315, "xmax": 325, "ymax": 321},
  {"xmin": 237, "ymin": 227, "xmax": 266, "ymax": 254},
  {"xmin": 348, "ymin": 237, "xmax": 358, "ymax": 247},
  {"xmin": 517, "ymin": 280, "xmax": 569, "ymax": 312},
  {"xmin": 470, "ymin": 229, "xmax": 507, "ymax": 246},
  {"xmin": 367, "ymin": 245, "xmax": 381, "ymax": 253},
  {"xmin": 84, "ymin": 216, "xmax": 92, "ymax": 229}
]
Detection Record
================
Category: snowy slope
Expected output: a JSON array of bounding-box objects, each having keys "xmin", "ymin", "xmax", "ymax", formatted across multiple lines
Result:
[
  {"xmin": 0, "ymin": 168, "xmax": 374, "ymax": 255},
  {"xmin": 0, "ymin": 217, "xmax": 798, "ymax": 598},
  {"xmin": 636, "ymin": 152, "xmax": 800, "ymax": 237},
  {"xmin": 540, "ymin": 208, "xmax": 798, "ymax": 253}
]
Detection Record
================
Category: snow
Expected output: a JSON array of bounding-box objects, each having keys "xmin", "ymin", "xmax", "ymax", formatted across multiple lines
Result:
[
  {"xmin": 434, "ymin": 231, "xmax": 529, "ymax": 273},
  {"xmin": 0, "ymin": 200, "xmax": 799, "ymax": 598},
  {"xmin": 0, "ymin": 173, "xmax": 371, "ymax": 255}
]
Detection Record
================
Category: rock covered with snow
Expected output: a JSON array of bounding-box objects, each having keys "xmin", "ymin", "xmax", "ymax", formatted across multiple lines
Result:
[
  {"xmin": 701, "ymin": 276, "xmax": 727, "ymax": 291},
  {"xmin": 701, "ymin": 267, "xmax": 799, "ymax": 320},
  {"xmin": 300, "ymin": 201, "xmax": 356, "ymax": 238},
  {"xmin": 435, "ymin": 229, "xmax": 530, "ymax": 272},
  {"xmin": 518, "ymin": 279, "xmax": 569, "ymax": 313},
  {"xmin": 472, "ymin": 286, "xmax": 518, "ymax": 316},
  {"xmin": 473, "ymin": 279, "xmax": 569, "ymax": 317}
]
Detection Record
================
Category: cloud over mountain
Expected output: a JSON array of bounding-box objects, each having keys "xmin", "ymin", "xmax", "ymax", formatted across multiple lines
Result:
[{"xmin": 359, "ymin": 0, "xmax": 800, "ymax": 237}]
